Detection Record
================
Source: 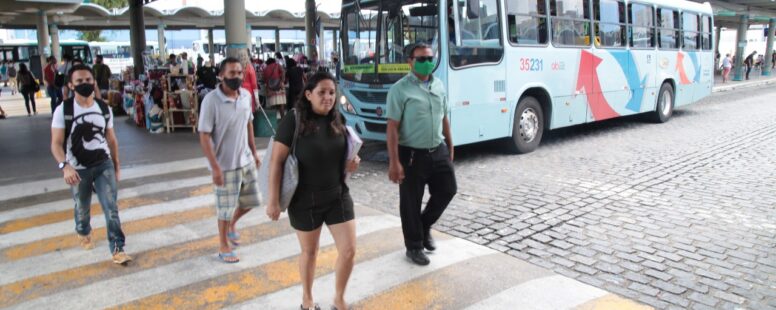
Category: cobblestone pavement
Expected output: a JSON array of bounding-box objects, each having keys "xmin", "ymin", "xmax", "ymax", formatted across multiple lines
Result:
[{"xmin": 347, "ymin": 87, "xmax": 776, "ymax": 310}]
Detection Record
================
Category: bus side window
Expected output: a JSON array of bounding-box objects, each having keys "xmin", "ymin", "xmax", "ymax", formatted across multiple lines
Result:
[
  {"xmin": 450, "ymin": 0, "xmax": 504, "ymax": 68},
  {"xmin": 506, "ymin": 0, "xmax": 548, "ymax": 45}
]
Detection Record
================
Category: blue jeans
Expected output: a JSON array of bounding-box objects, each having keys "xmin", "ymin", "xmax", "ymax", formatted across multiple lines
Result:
[
  {"xmin": 71, "ymin": 160, "xmax": 126, "ymax": 253},
  {"xmin": 47, "ymin": 85, "xmax": 62, "ymax": 114}
]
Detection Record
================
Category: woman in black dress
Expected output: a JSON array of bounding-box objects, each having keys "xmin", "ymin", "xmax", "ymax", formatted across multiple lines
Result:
[{"xmin": 266, "ymin": 72, "xmax": 360, "ymax": 310}]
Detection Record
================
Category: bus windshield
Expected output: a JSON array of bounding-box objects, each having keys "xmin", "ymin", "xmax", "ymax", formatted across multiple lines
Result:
[{"xmin": 341, "ymin": 0, "xmax": 439, "ymax": 84}]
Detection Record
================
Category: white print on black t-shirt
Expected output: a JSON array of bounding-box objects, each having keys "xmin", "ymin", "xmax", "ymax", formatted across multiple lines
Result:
[{"xmin": 70, "ymin": 112, "xmax": 110, "ymax": 168}]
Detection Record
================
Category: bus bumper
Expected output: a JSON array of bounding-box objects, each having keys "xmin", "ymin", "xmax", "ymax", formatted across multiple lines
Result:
[{"xmin": 340, "ymin": 108, "xmax": 388, "ymax": 141}]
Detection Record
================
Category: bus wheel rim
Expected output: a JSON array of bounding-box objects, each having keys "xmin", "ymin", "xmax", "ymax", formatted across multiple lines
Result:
[
  {"xmin": 661, "ymin": 89, "xmax": 672, "ymax": 116},
  {"xmin": 520, "ymin": 108, "xmax": 539, "ymax": 143}
]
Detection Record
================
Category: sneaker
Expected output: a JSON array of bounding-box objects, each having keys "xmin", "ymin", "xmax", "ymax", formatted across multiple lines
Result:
[
  {"xmin": 77, "ymin": 233, "xmax": 94, "ymax": 250},
  {"xmin": 112, "ymin": 251, "xmax": 132, "ymax": 264}
]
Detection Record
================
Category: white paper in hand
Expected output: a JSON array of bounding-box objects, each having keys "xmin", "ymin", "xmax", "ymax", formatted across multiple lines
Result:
[{"xmin": 345, "ymin": 126, "xmax": 363, "ymax": 179}]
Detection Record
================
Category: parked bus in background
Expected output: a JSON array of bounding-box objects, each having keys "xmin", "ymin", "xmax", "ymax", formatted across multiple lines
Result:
[
  {"xmin": 258, "ymin": 38, "xmax": 306, "ymax": 60},
  {"xmin": 337, "ymin": 0, "xmax": 714, "ymax": 153},
  {"xmin": 89, "ymin": 41, "xmax": 159, "ymax": 76},
  {"xmin": 0, "ymin": 39, "xmax": 92, "ymax": 78}
]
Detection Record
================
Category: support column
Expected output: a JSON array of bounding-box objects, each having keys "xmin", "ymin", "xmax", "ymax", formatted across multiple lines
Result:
[
  {"xmin": 246, "ymin": 23, "xmax": 253, "ymax": 56},
  {"xmin": 275, "ymin": 28, "xmax": 281, "ymax": 56},
  {"xmin": 208, "ymin": 28, "xmax": 215, "ymax": 63},
  {"xmin": 224, "ymin": 0, "xmax": 248, "ymax": 60},
  {"xmin": 732, "ymin": 14, "xmax": 749, "ymax": 82},
  {"xmin": 129, "ymin": 0, "xmax": 147, "ymax": 78},
  {"xmin": 35, "ymin": 10, "xmax": 50, "ymax": 78},
  {"xmin": 763, "ymin": 18, "xmax": 776, "ymax": 76},
  {"xmin": 157, "ymin": 24, "xmax": 166, "ymax": 60},
  {"xmin": 50, "ymin": 23, "xmax": 61, "ymax": 61},
  {"xmin": 714, "ymin": 26, "xmax": 721, "ymax": 55},
  {"xmin": 332, "ymin": 29, "xmax": 338, "ymax": 55},
  {"xmin": 305, "ymin": 0, "xmax": 317, "ymax": 60}
]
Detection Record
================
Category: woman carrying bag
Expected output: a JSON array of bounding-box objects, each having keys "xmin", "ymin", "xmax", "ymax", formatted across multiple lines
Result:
[
  {"xmin": 17, "ymin": 63, "xmax": 39, "ymax": 116},
  {"xmin": 263, "ymin": 58, "xmax": 287, "ymax": 118},
  {"xmin": 264, "ymin": 72, "xmax": 360, "ymax": 310}
]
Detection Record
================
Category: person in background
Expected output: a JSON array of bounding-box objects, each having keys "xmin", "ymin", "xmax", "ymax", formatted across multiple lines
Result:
[
  {"xmin": 275, "ymin": 52, "xmax": 286, "ymax": 68},
  {"xmin": 285, "ymin": 58, "xmax": 306, "ymax": 113},
  {"xmin": 744, "ymin": 51, "xmax": 756, "ymax": 80},
  {"xmin": 263, "ymin": 57, "xmax": 287, "ymax": 118},
  {"xmin": 332, "ymin": 56, "xmax": 340, "ymax": 78},
  {"xmin": 772, "ymin": 50, "xmax": 776, "ymax": 70},
  {"xmin": 59, "ymin": 54, "xmax": 75, "ymax": 99},
  {"xmin": 196, "ymin": 54, "xmax": 204, "ymax": 73},
  {"xmin": 44, "ymin": 56, "xmax": 63, "ymax": 113},
  {"xmin": 17, "ymin": 63, "xmax": 38, "ymax": 116},
  {"xmin": 1, "ymin": 61, "xmax": 7, "ymax": 88},
  {"xmin": 196, "ymin": 60, "xmax": 218, "ymax": 89},
  {"xmin": 240, "ymin": 51, "xmax": 258, "ymax": 112},
  {"xmin": 180, "ymin": 52, "xmax": 194, "ymax": 75},
  {"xmin": 92, "ymin": 55, "xmax": 112, "ymax": 96},
  {"xmin": 256, "ymin": 59, "xmax": 267, "ymax": 107},
  {"xmin": 721, "ymin": 53, "xmax": 732, "ymax": 83},
  {"xmin": 7, "ymin": 61, "xmax": 18, "ymax": 95}
]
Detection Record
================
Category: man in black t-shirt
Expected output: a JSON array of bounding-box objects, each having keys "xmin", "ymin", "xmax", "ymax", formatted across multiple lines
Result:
[{"xmin": 744, "ymin": 51, "xmax": 757, "ymax": 80}]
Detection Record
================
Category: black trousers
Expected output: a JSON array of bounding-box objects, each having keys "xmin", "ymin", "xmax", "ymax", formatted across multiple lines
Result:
[
  {"xmin": 21, "ymin": 89, "xmax": 36, "ymax": 114},
  {"xmin": 398, "ymin": 144, "xmax": 457, "ymax": 250},
  {"xmin": 746, "ymin": 65, "xmax": 752, "ymax": 80}
]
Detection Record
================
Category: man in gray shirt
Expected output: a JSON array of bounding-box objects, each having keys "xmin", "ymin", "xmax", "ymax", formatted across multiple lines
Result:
[{"xmin": 198, "ymin": 57, "xmax": 262, "ymax": 263}]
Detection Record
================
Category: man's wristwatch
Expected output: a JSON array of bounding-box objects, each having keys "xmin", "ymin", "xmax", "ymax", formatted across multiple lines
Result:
[{"xmin": 58, "ymin": 161, "xmax": 68, "ymax": 170}]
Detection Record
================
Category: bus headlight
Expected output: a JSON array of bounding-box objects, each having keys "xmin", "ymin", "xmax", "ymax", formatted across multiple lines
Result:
[{"xmin": 340, "ymin": 95, "xmax": 355, "ymax": 113}]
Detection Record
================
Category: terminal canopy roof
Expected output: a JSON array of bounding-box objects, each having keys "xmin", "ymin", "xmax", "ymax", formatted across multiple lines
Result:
[{"xmin": 0, "ymin": 0, "xmax": 341, "ymax": 30}]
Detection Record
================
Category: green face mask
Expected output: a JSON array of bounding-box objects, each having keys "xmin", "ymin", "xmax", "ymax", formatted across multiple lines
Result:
[{"xmin": 413, "ymin": 60, "xmax": 435, "ymax": 76}]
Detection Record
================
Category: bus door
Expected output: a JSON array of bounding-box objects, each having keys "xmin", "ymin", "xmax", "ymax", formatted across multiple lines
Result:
[
  {"xmin": 628, "ymin": 2, "xmax": 658, "ymax": 113},
  {"xmin": 592, "ymin": 0, "xmax": 634, "ymax": 120},
  {"xmin": 447, "ymin": 0, "xmax": 510, "ymax": 145},
  {"xmin": 544, "ymin": 0, "xmax": 591, "ymax": 127}
]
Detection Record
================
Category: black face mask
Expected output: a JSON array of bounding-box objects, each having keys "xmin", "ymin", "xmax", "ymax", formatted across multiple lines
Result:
[
  {"xmin": 73, "ymin": 83, "xmax": 94, "ymax": 97},
  {"xmin": 224, "ymin": 78, "xmax": 242, "ymax": 91}
]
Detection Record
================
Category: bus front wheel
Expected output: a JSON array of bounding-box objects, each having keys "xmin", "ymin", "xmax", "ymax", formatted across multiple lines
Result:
[
  {"xmin": 650, "ymin": 83, "xmax": 674, "ymax": 123},
  {"xmin": 507, "ymin": 96, "xmax": 544, "ymax": 154}
]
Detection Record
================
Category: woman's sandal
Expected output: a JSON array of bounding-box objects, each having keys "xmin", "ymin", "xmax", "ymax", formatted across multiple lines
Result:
[
  {"xmin": 300, "ymin": 304, "xmax": 321, "ymax": 310},
  {"xmin": 227, "ymin": 231, "xmax": 240, "ymax": 246},
  {"xmin": 217, "ymin": 251, "xmax": 239, "ymax": 263}
]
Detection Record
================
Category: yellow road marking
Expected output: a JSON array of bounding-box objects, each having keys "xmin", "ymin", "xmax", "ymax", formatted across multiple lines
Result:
[
  {"xmin": 574, "ymin": 294, "xmax": 654, "ymax": 310},
  {"xmin": 2, "ymin": 207, "xmax": 213, "ymax": 261},
  {"xmin": 0, "ymin": 219, "xmax": 293, "ymax": 308},
  {"xmin": 110, "ymin": 228, "xmax": 404, "ymax": 310},
  {"xmin": 0, "ymin": 185, "xmax": 211, "ymax": 234}
]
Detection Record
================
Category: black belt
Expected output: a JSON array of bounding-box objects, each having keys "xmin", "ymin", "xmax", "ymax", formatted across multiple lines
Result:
[{"xmin": 400, "ymin": 144, "xmax": 443, "ymax": 154}]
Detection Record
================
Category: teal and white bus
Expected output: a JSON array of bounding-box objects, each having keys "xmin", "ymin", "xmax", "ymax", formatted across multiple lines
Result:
[
  {"xmin": 0, "ymin": 39, "xmax": 92, "ymax": 78},
  {"xmin": 338, "ymin": 0, "xmax": 714, "ymax": 153}
]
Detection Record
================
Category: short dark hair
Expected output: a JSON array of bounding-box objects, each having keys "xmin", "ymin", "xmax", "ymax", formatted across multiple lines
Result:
[
  {"xmin": 409, "ymin": 43, "xmax": 432, "ymax": 58},
  {"xmin": 68, "ymin": 64, "xmax": 94, "ymax": 81},
  {"xmin": 96, "ymin": 55, "xmax": 103, "ymax": 61},
  {"xmin": 219, "ymin": 57, "xmax": 241, "ymax": 71}
]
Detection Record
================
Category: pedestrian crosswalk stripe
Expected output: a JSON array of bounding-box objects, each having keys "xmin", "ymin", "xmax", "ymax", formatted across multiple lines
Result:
[
  {"xmin": 464, "ymin": 275, "xmax": 609, "ymax": 310},
  {"xmin": 0, "ymin": 183, "xmax": 212, "ymax": 234},
  {"xmin": 228, "ymin": 237, "xmax": 490, "ymax": 310},
  {"xmin": 0, "ymin": 175, "xmax": 212, "ymax": 224},
  {"xmin": 111, "ymin": 226, "xmax": 405, "ymax": 310},
  {"xmin": 0, "ymin": 195, "xmax": 213, "ymax": 252},
  {"xmin": 0, "ymin": 158, "xmax": 209, "ymax": 202},
  {"xmin": 0, "ymin": 215, "xmax": 291, "ymax": 307},
  {"xmin": 8, "ymin": 215, "xmax": 399, "ymax": 310}
]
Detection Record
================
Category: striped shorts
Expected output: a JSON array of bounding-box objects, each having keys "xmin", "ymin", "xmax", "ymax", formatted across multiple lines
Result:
[{"xmin": 215, "ymin": 163, "xmax": 261, "ymax": 221}]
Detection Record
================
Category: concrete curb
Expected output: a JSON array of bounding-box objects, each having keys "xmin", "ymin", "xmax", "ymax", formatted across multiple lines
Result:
[{"xmin": 712, "ymin": 77, "xmax": 776, "ymax": 93}]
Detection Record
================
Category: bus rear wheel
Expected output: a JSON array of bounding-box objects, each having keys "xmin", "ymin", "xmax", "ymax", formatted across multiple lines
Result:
[
  {"xmin": 507, "ymin": 96, "xmax": 544, "ymax": 154},
  {"xmin": 650, "ymin": 83, "xmax": 674, "ymax": 123}
]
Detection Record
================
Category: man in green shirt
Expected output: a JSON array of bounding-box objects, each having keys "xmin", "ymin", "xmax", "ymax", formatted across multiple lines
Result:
[
  {"xmin": 92, "ymin": 55, "xmax": 112, "ymax": 95},
  {"xmin": 386, "ymin": 43, "xmax": 457, "ymax": 266}
]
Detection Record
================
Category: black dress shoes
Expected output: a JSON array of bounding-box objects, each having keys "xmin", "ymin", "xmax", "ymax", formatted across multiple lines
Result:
[
  {"xmin": 423, "ymin": 230, "xmax": 436, "ymax": 251},
  {"xmin": 406, "ymin": 249, "xmax": 430, "ymax": 266}
]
